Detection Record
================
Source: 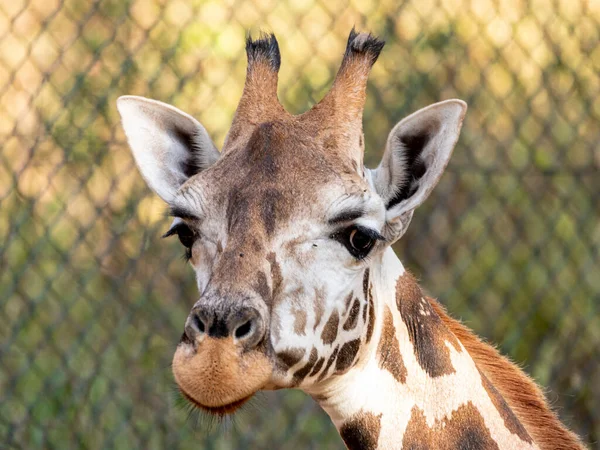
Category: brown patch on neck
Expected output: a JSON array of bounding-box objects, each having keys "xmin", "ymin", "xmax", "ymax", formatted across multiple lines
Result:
[
  {"xmin": 377, "ymin": 305, "xmax": 407, "ymax": 383},
  {"xmin": 402, "ymin": 402, "xmax": 500, "ymax": 449},
  {"xmin": 396, "ymin": 272, "xmax": 461, "ymax": 377},
  {"xmin": 429, "ymin": 299, "xmax": 585, "ymax": 450},
  {"xmin": 480, "ymin": 370, "xmax": 532, "ymax": 443},
  {"xmin": 340, "ymin": 410, "xmax": 382, "ymax": 450},
  {"xmin": 335, "ymin": 338, "xmax": 361, "ymax": 373}
]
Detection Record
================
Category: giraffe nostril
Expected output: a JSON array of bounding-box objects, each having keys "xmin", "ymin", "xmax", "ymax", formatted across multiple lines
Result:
[
  {"xmin": 185, "ymin": 304, "xmax": 265, "ymax": 347},
  {"xmin": 184, "ymin": 310, "xmax": 208, "ymax": 344},
  {"xmin": 230, "ymin": 307, "xmax": 266, "ymax": 348},
  {"xmin": 234, "ymin": 320, "xmax": 253, "ymax": 339},
  {"xmin": 194, "ymin": 314, "xmax": 206, "ymax": 333}
]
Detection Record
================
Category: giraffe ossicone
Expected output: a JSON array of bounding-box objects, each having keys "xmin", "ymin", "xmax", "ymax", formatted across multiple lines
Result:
[{"xmin": 117, "ymin": 29, "xmax": 584, "ymax": 449}]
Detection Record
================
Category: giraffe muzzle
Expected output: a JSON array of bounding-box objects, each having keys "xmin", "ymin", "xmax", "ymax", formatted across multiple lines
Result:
[{"xmin": 172, "ymin": 299, "xmax": 273, "ymax": 414}]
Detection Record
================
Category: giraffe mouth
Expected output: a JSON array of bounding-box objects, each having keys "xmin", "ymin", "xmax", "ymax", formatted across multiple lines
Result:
[
  {"xmin": 178, "ymin": 385, "xmax": 252, "ymax": 416},
  {"xmin": 171, "ymin": 337, "xmax": 273, "ymax": 416}
]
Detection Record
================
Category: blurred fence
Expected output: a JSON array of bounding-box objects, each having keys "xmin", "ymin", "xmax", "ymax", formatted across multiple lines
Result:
[{"xmin": 1, "ymin": 0, "xmax": 599, "ymax": 448}]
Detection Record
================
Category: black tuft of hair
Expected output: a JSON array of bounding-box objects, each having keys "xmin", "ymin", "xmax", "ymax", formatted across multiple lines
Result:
[
  {"xmin": 246, "ymin": 32, "xmax": 281, "ymax": 72},
  {"xmin": 344, "ymin": 27, "xmax": 385, "ymax": 66}
]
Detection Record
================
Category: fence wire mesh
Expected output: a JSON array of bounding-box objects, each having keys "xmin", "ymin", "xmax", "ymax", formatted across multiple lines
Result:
[{"xmin": 0, "ymin": 0, "xmax": 599, "ymax": 448}]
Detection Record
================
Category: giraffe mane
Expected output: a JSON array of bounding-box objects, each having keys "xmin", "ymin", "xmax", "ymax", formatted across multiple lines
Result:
[{"xmin": 428, "ymin": 298, "xmax": 585, "ymax": 450}]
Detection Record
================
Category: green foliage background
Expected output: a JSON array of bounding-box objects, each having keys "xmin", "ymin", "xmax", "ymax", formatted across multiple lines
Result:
[{"xmin": 0, "ymin": 0, "xmax": 598, "ymax": 448}]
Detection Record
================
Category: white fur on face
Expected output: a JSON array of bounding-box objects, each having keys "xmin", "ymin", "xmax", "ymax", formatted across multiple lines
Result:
[
  {"xmin": 268, "ymin": 241, "xmax": 367, "ymax": 385},
  {"xmin": 266, "ymin": 193, "xmax": 385, "ymax": 387},
  {"xmin": 177, "ymin": 181, "xmax": 389, "ymax": 389}
]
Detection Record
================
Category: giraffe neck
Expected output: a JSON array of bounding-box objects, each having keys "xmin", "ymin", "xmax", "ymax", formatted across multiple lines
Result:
[{"xmin": 309, "ymin": 248, "xmax": 538, "ymax": 450}]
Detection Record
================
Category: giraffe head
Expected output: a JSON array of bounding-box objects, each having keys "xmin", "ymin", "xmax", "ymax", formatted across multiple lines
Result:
[{"xmin": 117, "ymin": 30, "xmax": 466, "ymax": 415}]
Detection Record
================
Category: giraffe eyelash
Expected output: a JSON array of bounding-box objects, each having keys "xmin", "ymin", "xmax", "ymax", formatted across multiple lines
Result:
[{"xmin": 164, "ymin": 221, "xmax": 199, "ymax": 261}]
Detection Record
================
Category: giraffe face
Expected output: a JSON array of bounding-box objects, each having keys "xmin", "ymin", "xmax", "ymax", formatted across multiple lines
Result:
[
  {"xmin": 117, "ymin": 30, "xmax": 466, "ymax": 416},
  {"xmin": 166, "ymin": 120, "xmax": 387, "ymax": 409}
]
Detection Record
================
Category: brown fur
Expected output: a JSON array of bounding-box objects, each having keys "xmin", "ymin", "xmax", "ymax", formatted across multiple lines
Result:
[
  {"xmin": 366, "ymin": 283, "xmax": 376, "ymax": 343},
  {"xmin": 336, "ymin": 338, "xmax": 361, "ymax": 373},
  {"xmin": 301, "ymin": 30, "xmax": 384, "ymax": 167},
  {"xmin": 293, "ymin": 347, "xmax": 318, "ymax": 385},
  {"xmin": 402, "ymin": 402, "xmax": 499, "ymax": 450},
  {"xmin": 172, "ymin": 337, "xmax": 271, "ymax": 410},
  {"xmin": 321, "ymin": 309, "xmax": 340, "ymax": 344},
  {"xmin": 313, "ymin": 286, "xmax": 326, "ymax": 330},
  {"xmin": 317, "ymin": 346, "xmax": 340, "ymax": 382},
  {"xmin": 293, "ymin": 307, "xmax": 307, "ymax": 335},
  {"xmin": 201, "ymin": 118, "xmax": 356, "ymax": 305},
  {"xmin": 377, "ymin": 305, "xmax": 407, "ymax": 383},
  {"xmin": 343, "ymin": 298, "xmax": 361, "ymax": 330},
  {"xmin": 224, "ymin": 36, "xmax": 287, "ymax": 151},
  {"xmin": 267, "ymin": 251, "xmax": 283, "ymax": 304},
  {"xmin": 429, "ymin": 299, "xmax": 585, "ymax": 450},
  {"xmin": 276, "ymin": 348, "xmax": 305, "ymax": 368},
  {"xmin": 309, "ymin": 357, "xmax": 326, "ymax": 378},
  {"xmin": 161, "ymin": 30, "xmax": 581, "ymax": 448},
  {"xmin": 340, "ymin": 411, "xmax": 382, "ymax": 450},
  {"xmin": 480, "ymin": 370, "xmax": 532, "ymax": 443},
  {"xmin": 396, "ymin": 273, "xmax": 461, "ymax": 377}
]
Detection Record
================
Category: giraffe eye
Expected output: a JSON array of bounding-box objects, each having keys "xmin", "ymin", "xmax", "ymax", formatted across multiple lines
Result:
[
  {"xmin": 332, "ymin": 226, "xmax": 384, "ymax": 260},
  {"xmin": 349, "ymin": 228, "xmax": 374, "ymax": 252},
  {"xmin": 175, "ymin": 224, "xmax": 196, "ymax": 248},
  {"xmin": 163, "ymin": 222, "xmax": 198, "ymax": 249}
]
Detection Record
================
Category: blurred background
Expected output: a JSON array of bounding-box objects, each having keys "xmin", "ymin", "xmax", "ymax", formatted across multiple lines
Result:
[{"xmin": 1, "ymin": 0, "xmax": 599, "ymax": 448}]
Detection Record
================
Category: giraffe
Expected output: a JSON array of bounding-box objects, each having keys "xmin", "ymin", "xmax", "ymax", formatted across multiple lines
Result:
[{"xmin": 116, "ymin": 30, "xmax": 584, "ymax": 449}]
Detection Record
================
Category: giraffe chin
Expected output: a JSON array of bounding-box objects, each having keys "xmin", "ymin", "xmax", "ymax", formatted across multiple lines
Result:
[
  {"xmin": 178, "ymin": 386, "xmax": 252, "ymax": 416},
  {"xmin": 172, "ymin": 337, "xmax": 272, "ymax": 416}
]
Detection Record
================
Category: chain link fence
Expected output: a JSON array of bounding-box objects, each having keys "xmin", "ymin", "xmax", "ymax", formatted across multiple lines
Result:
[{"xmin": 1, "ymin": 0, "xmax": 598, "ymax": 448}]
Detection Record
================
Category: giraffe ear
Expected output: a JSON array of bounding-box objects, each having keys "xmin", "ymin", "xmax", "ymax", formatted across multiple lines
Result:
[
  {"xmin": 117, "ymin": 96, "xmax": 220, "ymax": 203},
  {"xmin": 371, "ymin": 100, "xmax": 467, "ymax": 238}
]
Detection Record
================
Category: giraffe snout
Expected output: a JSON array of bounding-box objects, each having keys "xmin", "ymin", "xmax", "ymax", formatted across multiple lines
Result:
[
  {"xmin": 172, "ymin": 299, "xmax": 272, "ymax": 414},
  {"xmin": 184, "ymin": 304, "xmax": 266, "ymax": 349}
]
